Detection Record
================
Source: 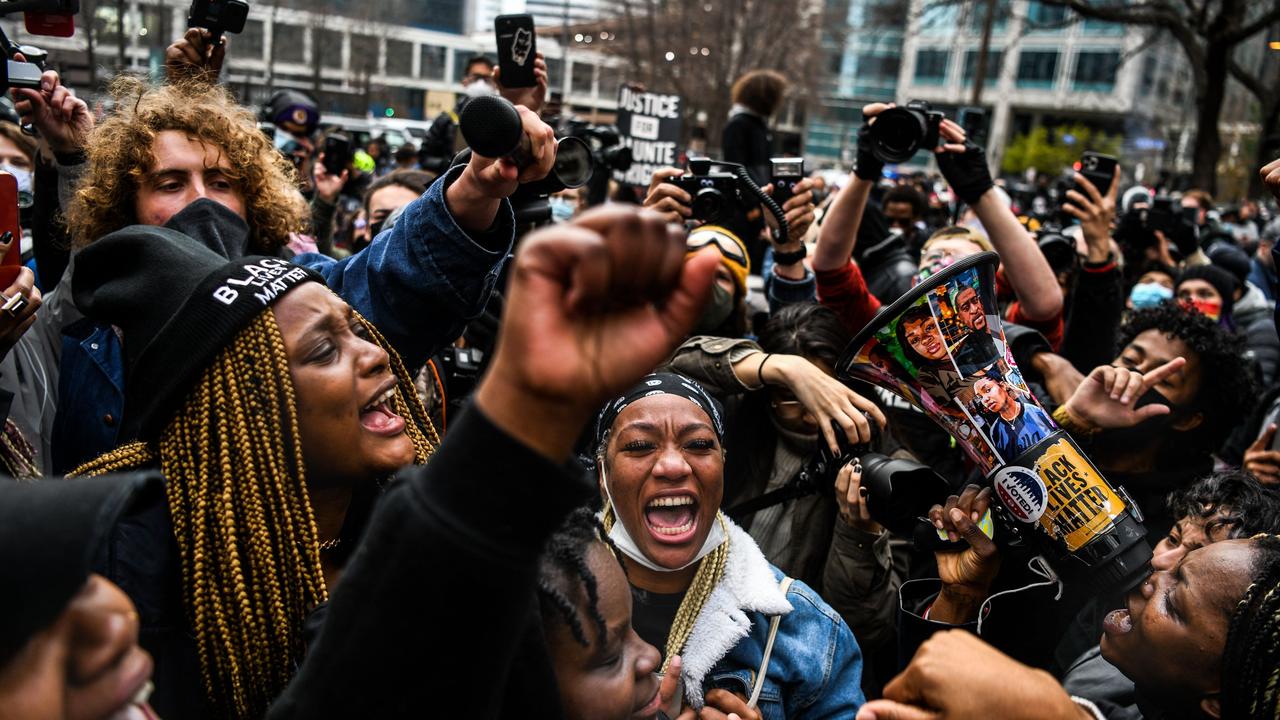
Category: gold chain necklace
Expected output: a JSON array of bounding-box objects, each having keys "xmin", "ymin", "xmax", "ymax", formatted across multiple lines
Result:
[
  {"xmin": 318, "ymin": 536, "xmax": 342, "ymax": 552},
  {"xmin": 604, "ymin": 508, "xmax": 730, "ymax": 674}
]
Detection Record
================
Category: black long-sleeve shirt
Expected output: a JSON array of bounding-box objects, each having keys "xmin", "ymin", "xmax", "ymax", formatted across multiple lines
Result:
[{"xmin": 269, "ymin": 406, "xmax": 594, "ymax": 718}]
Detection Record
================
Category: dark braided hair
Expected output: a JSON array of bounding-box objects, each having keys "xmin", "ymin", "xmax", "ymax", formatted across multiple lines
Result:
[
  {"xmin": 1220, "ymin": 535, "xmax": 1280, "ymax": 719},
  {"xmin": 537, "ymin": 507, "xmax": 619, "ymax": 647},
  {"xmin": 1116, "ymin": 303, "xmax": 1257, "ymax": 456}
]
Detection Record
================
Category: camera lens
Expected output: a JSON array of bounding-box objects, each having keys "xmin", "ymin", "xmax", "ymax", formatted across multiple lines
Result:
[
  {"xmin": 693, "ymin": 188, "xmax": 726, "ymax": 222},
  {"xmin": 552, "ymin": 136, "xmax": 592, "ymax": 189},
  {"xmin": 869, "ymin": 106, "xmax": 928, "ymax": 164}
]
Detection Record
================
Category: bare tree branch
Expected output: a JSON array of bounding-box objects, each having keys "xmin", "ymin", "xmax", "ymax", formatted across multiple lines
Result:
[{"xmin": 1223, "ymin": 1, "xmax": 1280, "ymax": 44}]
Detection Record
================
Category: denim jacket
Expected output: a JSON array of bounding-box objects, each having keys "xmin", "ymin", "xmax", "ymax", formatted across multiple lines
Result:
[
  {"xmin": 682, "ymin": 519, "xmax": 865, "ymax": 719},
  {"xmin": 50, "ymin": 166, "xmax": 513, "ymax": 472}
]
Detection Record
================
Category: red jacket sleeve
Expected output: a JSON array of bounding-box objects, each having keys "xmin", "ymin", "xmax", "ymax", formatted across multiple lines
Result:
[
  {"xmin": 996, "ymin": 267, "xmax": 1064, "ymax": 351},
  {"xmin": 816, "ymin": 261, "xmax": 882, "ymax": 336}
]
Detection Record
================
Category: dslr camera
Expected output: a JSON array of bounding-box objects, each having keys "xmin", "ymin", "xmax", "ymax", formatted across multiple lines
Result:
[
  {"xmin": 666, "ymin": 158, "xmax": 759, "ymax": 225},
  {"xmin": 868, "ymin": 100, "xmax": 944, "ymax": 164}
]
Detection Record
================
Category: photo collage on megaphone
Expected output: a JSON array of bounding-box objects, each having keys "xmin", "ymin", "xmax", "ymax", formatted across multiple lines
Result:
[{"xmin": 851, "ymin": 265, "xmax": 1055, "ymax": 477}]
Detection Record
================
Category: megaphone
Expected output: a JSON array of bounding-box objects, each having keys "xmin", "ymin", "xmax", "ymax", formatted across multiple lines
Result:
[{"xmin": 837, "ymin": 252, "xmax": 1150, "ymax": 590}]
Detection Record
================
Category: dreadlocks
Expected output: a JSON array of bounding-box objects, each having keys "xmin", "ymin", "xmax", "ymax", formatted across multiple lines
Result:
[
  {"xmin": 73, "ymin": 311, "xmax": 437, "ymax": 718},
  {"xmin": 1220, "ymin": 534, "xmax": 1280, "ymax": 719},
  {"xmin": 538, "ymin": 507, "xmax": 615, "ymax": 647}
]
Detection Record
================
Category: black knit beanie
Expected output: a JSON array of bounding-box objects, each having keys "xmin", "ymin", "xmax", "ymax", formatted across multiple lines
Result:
[
  {"xmin": 1178, "ymin": 263, "xmax": 1240, "ymax": 317},
  {"xmin": 0, "ymin": 470, "xmax": 163, "ymax": 664},
  {"xmin": 73, "ymin": 227, "xmax": 323, "ymax": 440}
]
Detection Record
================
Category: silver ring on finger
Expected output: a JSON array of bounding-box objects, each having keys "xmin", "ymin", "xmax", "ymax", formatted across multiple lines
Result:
[{"xmin": 2, "ymin": 292, "xmax": 27, "ymax": 318}]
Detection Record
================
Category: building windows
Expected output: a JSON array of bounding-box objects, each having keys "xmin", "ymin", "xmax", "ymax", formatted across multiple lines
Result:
[
  {"xmin": 420, "ymin": 45, "xmax": 447, "ymax": 80},
  {"xmin": 962, "ymin": 49, "xmax": 1002, "ymax": 85},
  {"xmin": 571, "ymin": 61, "xmax": 595, "ymax": 95},
  {"xmin": 350, "ymin": 35, "xmax": 380, "ymax": 76},
  {"xmin": 1016, "ymin": 50, "xmax": 1058, "ymax": 88},
  {"xmin": 965, "ymin": 0, "xmax": 1010, "ymax": 33},
  {"xmin": 274, "ymin": 24, "xmax": 306, "ymax": 64},
  {"xmin": 1073, "ymin": 50, "xmax": 1119, "ymax": 91},
  {"xmin": 238, "ymin": 19, "xmax": 265, "ymax": 60},
  {"xmin": 1026, "ymin": 1, "xmax": 1068, "ymax": 30},
  {"xmin": 320, "ymin": 29, "xmax": 344, "ymax": 69},
  {"xmin": 856, "ymin": 51, "xmax": 902, "ymax": 81},
  {"xmin": 914, "ymin": 49, "xmax": 949, "ymax": 84},
  {"xmin": 386, "ymin": 40, "xmax": 414, "ymax": 77}
]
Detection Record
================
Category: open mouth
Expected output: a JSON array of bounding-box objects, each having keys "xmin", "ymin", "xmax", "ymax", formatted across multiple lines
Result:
[
  {"xmin": 643, "ymin": 494, "xmax": 700, "ymax": 544},
  {"xmin": 359, "ymin": 383, "xmax": 406, "ymax": 437},
  {"xmin": 1104, "ymin": 590, "xmax": 1138, "ymax": 637}
]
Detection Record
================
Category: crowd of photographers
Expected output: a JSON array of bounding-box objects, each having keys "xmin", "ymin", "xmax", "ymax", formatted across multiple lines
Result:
[{"xmin": 2, "ymin": 19, "xmax": 1280, "ymax": 720}]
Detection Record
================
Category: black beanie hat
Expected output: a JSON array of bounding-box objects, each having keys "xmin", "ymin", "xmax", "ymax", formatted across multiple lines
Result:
[
  {"xmin": 1206, "ymin": 240, "xmax": 1252, "ymax": 286},
  {"xmin": 73, "ymin": 227, "xmax": 323, "ymax": 440},
  {"xmin": 0, "ymin": 471, "xmax": 163, "ymax": 664},
  {"xmin": 1179, "ymin": 264, "xmax": 1240, "ymax": 317}
]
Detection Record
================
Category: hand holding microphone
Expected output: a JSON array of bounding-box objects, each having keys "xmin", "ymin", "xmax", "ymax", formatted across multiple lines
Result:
[{"xmin": 458, "ymin": 95, "xmax": 557, "ymax": 199}]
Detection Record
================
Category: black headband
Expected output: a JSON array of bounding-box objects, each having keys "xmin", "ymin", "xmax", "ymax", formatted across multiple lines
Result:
[{"xmin": 594, "ymin": 372, "xmax": 725, "ymax": 450}]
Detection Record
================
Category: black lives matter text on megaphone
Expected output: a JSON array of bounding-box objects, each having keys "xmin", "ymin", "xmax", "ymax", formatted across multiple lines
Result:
[
  {"xmin": 837, "ymin": 252, "xmax": 1151, "ymax": 591},
  {"xmin": 457, "ymin": 93, "xmax": 592, "ymax": 194}
]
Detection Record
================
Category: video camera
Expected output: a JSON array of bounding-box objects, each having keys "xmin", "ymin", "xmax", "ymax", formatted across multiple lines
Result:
[
  {"xmin": 1115, "ymin": 195, "xmax": 1199, "ymax": 262},
  {"xmin": 868, "ymin": 99, "xmax": 944, "ymax": 165},
  {"xmin": 562, "ymin": 119, "xmax": 632, "ymax": 207}
]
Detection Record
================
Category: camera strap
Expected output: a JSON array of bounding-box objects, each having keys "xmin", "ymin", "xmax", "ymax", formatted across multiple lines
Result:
[{"xmin": 725, "ymin": 472, "xmax": 821, "ymax": 523}]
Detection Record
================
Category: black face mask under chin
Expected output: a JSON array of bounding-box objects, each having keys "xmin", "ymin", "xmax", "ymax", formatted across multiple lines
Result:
[{"xmin": 1088, "ymin": 389, "xmax": 1184, "ymax": 458}]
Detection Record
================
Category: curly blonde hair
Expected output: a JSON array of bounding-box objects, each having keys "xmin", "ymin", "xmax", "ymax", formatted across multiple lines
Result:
[{"xmin": 65, "ymin": 76, "xmax": 309, "ymax": 251}]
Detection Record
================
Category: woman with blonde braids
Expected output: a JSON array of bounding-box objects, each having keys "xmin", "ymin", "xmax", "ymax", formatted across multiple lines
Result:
[
  {"xmin": 592, "ymin": 372, "xmax": 864, "ymax": 718},
  {"xmin": 69, "ymin": 223, "xmax": 437, "ymax": 719}
]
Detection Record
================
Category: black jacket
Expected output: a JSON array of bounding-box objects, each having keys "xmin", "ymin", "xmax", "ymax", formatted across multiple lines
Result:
[
  {"xmin": 1061, "ymin": 260, "xmax": 1125, "ymax": 375},
  {"xmin": 269, "ymin": 407, "xmax": 593, "ymax": 717},
  {"xmin": 721, "ymin": 111, "xmax": 772, "ymax": 186}
]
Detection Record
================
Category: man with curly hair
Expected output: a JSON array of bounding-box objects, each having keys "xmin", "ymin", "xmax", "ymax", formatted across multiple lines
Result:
[
  {"xmin": 10, "ymin": 49, "xmax": 556, "ymax": 473},
  {"xmin": 1055, "ymin": 302, "xmax": 1259, "ymax": 538}
]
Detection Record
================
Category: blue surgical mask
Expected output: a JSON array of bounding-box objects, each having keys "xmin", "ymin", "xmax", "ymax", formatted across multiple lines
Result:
[
  {"xmin": 549, "ymin": 196, "xmax": 574, "ymax": 222},
  {"xmin": 1129, "ymin": 282, "xmax": 1173, "ymax": 309}
]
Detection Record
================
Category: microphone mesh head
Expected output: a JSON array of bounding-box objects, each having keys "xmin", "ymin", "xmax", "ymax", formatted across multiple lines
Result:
[{"xmin": 458, "ymin": 95, "xmax": 523, "ymax": 158}]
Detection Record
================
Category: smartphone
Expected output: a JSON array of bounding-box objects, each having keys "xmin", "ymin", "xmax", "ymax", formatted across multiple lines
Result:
[
  {"xmin": 770, "ymin": 157, "xmax": 805, "ymax": 206},
  {"xmin": 957, "ymin": 107, "xmax": 987, "ymax": 146},
  {"xmin": 0, "ymin": 173, "xmax": 22, "ymax": 289},
  {"xmin": 322, "ymin": 133, "xmax": 353, "ymax": 176},
  {"xmin": 495, "ymin": 14, "xmax": 536, "ymax": 89},
  {"xmin": 1078, "ymin": 151, "xmax": 1118, "ymax": 197}
]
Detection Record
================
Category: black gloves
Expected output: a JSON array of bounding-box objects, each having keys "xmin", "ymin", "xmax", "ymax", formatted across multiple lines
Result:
[
  {"xmin": 853, "ymin": 121, "xmax": 885, "ymax": 181},
  {"xmin": 937, "ymin": 141, "xmax": 995, "ymax": 205}
]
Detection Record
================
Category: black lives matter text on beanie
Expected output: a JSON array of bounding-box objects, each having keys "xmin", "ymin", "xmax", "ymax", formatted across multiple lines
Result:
[{"xmin": 74, "ymin": 227, "xmax": 324, "ymax": 440}]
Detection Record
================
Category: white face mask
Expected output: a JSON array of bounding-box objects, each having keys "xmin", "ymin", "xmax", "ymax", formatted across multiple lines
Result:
[
  {"xmin": 464, "ymin": 80, "xmax": 496, "ymax": 98},
  {"xmin": 598, "ymin": 462, "xmax": 726, "ymax": 573},
  {"xmin": 0, "ymin": 164, "xmax": 32, "ymax": 195}
]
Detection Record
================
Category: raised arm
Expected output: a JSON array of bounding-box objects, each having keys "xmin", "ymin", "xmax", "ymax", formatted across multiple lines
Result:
[
  {"xmin": 814, "ymin": 104, "xmax": 888, "ymax": 272},
  {"xmin": 936, "ymin": 124, "xmax": 1063, "ymax": 321}
]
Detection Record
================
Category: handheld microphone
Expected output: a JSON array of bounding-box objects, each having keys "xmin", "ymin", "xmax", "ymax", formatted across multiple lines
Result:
[
  {"xmin": 458, "ymin": 94, "xmax": 534, "ymax": 166},
  {"xmin": 457, "ymin": 94, "xmax": 593, "ymax": 192}
]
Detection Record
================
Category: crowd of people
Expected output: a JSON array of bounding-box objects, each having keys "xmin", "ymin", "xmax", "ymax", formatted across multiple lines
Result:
[{"xmin": 1, "ymin": 24, "xmax": 1280, "ymax": 720}]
